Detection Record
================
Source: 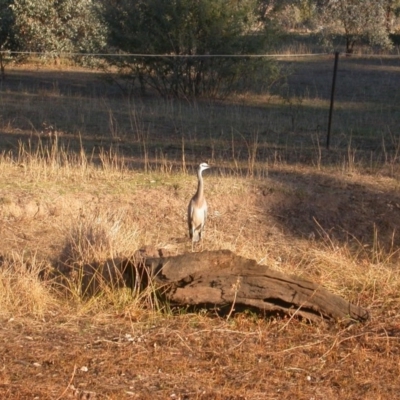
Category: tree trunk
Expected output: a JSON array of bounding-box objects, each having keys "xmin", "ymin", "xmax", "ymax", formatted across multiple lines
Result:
[
  {"xmin": 0, "ymin": 52, "xmax": 5, "ymax": 81},
  {"xmin": 124, "ymin": 248, "xmax": 369, "ymax": 324}
]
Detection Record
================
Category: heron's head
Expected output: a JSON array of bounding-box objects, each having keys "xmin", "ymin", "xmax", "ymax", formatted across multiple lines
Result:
[{"xmin": 199, "ymin": 162, "xmax": 211, "ymax": 172}]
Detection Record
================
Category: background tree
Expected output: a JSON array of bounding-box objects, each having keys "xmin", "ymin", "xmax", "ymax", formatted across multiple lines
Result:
[
  {"xmin": 259, "ymin": 0, "xmax": 320, "ymax": 31},
  {"xmin": 0, "ymin": 0, "xmax": 14, "ymax": 48},
  {"xmin": 383, "ymin": 0, "xmax": 400, "ymax": 32},
  {"xmin": 100, "ymin": 0, "xmax": 281, "ymax": 98},
  {"xmin": 10, "ymin": 0, "xmax": 107, "ymax": 61},
  {"xmin": 318, "ymin": 0, "xmax": 394, "ymax": 53},
  {"xmin": 0, "ymin": 0, "xmax": 15, "ymax": 77}
]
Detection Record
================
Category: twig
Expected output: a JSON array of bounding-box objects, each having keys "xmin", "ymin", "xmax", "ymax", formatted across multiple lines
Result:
[
  {"xmin": 320, "ymin": 332, "xmax": 371, "ymax": 359},
  {"xmin": 56, "ymin": 364, "xmax": 77, "ymax": 400},
  {"xmin": 226, "ymin": 277, "xmax": 241, "ymax": 320},
  {"xmin": 228, "ymin": 336, "xmax": 248, "ymax": 352},
  {"xmin": 271, "ymin": 341, "xmax": 324, "ymax": 354},
  {"xmin": 187, "ymin": 328, "xmax": 259, "ymax": 337},
  {"xmin": 278, "ymin": 289, "xmax": 318, "ymax": 332},
  {"xmin": 174, "ymin": 332, "xmax": 193, "ymax": 353}
]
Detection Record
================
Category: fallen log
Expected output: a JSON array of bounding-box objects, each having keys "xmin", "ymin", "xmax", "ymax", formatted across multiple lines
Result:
[{"xmin": 123, "ymin": 248, "xmax": 368, "ymax": 324}]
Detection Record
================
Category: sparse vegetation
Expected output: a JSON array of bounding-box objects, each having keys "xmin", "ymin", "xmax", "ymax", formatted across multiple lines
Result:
[
  {"xmin": 100, "ymin": 0, "xmax": 280, "ymax": 98},
  {"xmin": 1, "ymin": 54, "xmax": 400, "ymax": 398}
]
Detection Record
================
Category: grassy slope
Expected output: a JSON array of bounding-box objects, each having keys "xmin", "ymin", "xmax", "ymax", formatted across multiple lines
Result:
[
  {"xmin": 0, "ymin": 59, "xmax": 400, "ymax": 398},
  {"xmin": 1, "ymin": 154, "xmax": 400, "ymax": 399}
]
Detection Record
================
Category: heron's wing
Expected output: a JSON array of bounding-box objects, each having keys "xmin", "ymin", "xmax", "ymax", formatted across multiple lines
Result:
[{"xmin": 187, "ymin": 199, "xmax": 194, "ymax": 236}]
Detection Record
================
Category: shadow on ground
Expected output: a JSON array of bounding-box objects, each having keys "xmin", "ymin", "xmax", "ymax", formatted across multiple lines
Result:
[{"xmin": 259, "ymin": 168, "xmax": 400, "ymax": 256}]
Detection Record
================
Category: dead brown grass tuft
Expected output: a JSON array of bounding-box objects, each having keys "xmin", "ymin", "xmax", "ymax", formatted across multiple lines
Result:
[
  {"xmin": 0, "ymin": 252, "xmax": 58, "ymax": 319},
  {"xmin": 60, "ymin": 208, "xmax": 139, "ymax": 265}
]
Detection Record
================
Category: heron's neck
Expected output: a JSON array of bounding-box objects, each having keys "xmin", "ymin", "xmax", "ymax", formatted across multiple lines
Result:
[{"xmin": 196, "ymin": 169, "xmax": 204, "ymax": 199}]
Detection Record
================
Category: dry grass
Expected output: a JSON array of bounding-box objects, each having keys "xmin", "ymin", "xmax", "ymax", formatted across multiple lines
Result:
[
  {"xmin": 0, "ymin": 252, "xmax": 57, "ymax": 319},
  {"xmin": 1, "ymin": 144, "xmax": 400, "ymax": 398},
  {"xmin": 1, "ymin": 60, "xmax": 400, "ymax": 398}
]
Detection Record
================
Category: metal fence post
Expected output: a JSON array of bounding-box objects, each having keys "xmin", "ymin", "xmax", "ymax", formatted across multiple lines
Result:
[{"xmin": 327, "ymin": 51, "xmax": 339, "ymax": 150}]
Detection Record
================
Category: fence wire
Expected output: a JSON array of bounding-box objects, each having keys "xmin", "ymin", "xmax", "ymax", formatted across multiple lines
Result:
[{"xmin": 0, "ymin": 52, "xmax": 399, "ymax": 169}]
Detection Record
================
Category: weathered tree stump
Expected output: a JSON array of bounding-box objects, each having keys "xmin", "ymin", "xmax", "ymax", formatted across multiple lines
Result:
[{"xmin": 123, "ymin": 248, "xmax": 368, "ymax": 324}]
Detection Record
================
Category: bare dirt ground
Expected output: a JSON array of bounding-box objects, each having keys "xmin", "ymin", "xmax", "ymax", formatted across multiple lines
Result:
[{"xmin": 2, "ymin": 311, "xmax": 400, "ymax": 400}]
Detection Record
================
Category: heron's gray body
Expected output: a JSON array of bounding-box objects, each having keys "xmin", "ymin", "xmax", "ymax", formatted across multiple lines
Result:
[
  {"xmin": 188, "ymin": 163, "xmax": 210, "ymax": 245},
  {"xmin": 188, "ymin": 196, "xmax": 207, "ymax": 242}
]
